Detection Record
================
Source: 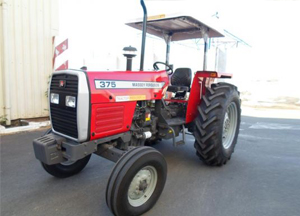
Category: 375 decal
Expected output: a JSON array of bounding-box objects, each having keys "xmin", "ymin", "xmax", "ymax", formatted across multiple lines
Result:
[
  {"xmin": 95, "ymin": 80, "xmax": 165, "ymax": 89},
  {"xmin": 96, "ymin": 81, "xmax": 116, "ymax": 88}
]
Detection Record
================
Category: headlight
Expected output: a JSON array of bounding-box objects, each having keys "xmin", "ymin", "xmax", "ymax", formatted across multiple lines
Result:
[
  {"xmin": 50, "ymin": 93, "xmax": 59, "ymax": 104},
  {"xmin": 66, "ymin": 96, "xmax": 76, "ymax": 108}
]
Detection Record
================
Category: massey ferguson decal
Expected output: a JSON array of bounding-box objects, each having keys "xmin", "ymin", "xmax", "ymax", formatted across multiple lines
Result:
[
  {"xmin": 95, "ymin": 80, "xmax": 165, "ymax": 89},
  {"xmin": 59, "ymin": 80, "xmax": 66, "ymax": 87}
]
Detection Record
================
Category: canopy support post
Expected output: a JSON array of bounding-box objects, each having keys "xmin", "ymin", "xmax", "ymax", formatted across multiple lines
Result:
[
  {"xmin": 165, "ymin": 34, "xmax": 172, "ymax": 65},
  {"xmin": 201, "ymin": 28, "xmax": 209, "ymax": 71}
]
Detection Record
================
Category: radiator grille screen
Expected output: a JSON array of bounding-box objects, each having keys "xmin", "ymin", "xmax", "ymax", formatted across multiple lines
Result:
[{"xmin": 50, "ymin": 74, "xmax": 78, "ymax": 139}]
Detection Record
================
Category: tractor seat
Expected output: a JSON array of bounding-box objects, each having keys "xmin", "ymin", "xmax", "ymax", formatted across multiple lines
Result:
[{"xmin": 167, "ymin": 68, "xmax": 192, "ymax": 93}]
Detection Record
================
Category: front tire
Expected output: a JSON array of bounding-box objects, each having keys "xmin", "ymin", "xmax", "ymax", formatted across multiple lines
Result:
[
  {"xmin": 41, "ymin": 155, "xmax": 91, "ymax": 178},
  {"xmin": 193, "ymin": 82, "xmax": 241, "ymax": 166},
  {"xmin": 40, "ymin": 128, "xmax": 91, "ymax": 178},
  {"xmin": 106, "ymin": 146, "xmax": 167, "ymax": 216}
]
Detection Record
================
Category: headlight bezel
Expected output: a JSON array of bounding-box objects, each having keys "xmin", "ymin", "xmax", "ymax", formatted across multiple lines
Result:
[
  {"xmin": 50, "ymin": 93, "xmax": 59, "ymax": 104},
  {"xmin": 65, "ymin": 96, "xmax": 76, "ymax": 108}
]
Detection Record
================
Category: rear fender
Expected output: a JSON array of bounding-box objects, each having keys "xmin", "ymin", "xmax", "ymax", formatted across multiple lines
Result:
[
  {"xmin": 196, "ymin": 71, "xmax": 232, "ymax": 79},
  {"xmin": 185, "ymin": 71, "xmax": 232, "ymax": 123}
]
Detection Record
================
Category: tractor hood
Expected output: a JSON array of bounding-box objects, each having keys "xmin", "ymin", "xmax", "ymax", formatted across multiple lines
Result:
[{"xmin": 86, "ymin": 70, "xmax": 169, "ymax": 104}]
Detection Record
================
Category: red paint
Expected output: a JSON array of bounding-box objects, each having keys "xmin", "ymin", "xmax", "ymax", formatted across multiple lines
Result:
[
  {"xmin": 53, "ymin": 38, "xmax": 68, "ymax": 69},
  {"xmin": 87, "ymin": 70, "xmax": 169, "ymax": 139},
  {"xmin": 196, "ymin": 71, "xmax": 232, "ymax": 78},
  {"xmin": 185, "ymin": 72, "xmax": 203, "ymax": 123},
  {"xmin": 87, "ymin": 70, "xmax": 230, "ymax": 139},
  {"xmin": 186, "ymin": 71, "xmax": 228, "ymax": 123},
  {"xmin": 54, "ymin": 39, "xmax": 68, "ymax": 58},
  {"xmin": 86, "ymin": 70, "xmax": 169, "ymax": 103},
  {"xmin": 90, "ymin": 102, "xmax": 136, "ymax": 139},
  {"xmin": 56, "ymin": 60, "xmax": 68, "ymax": 71}
]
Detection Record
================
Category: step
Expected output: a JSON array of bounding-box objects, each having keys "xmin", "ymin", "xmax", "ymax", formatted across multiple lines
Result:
[
  {"xmin": 175, "ymin": 140, "xmax": 185, "ymax": 146},
  {"xmin": 166, "ymin": 117, "xmax": 186, "ymax": 126}
]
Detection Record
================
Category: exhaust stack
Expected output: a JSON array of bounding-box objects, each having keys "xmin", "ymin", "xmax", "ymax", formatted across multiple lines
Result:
[{"xmin": 139, "ymin": 0, "xmax": 147, "ymax": 71}]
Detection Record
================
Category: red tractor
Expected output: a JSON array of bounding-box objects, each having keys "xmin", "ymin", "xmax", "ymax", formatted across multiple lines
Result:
[{"xmin": 33, "ymin": 1, "xmax": 241, "ymax": 215}]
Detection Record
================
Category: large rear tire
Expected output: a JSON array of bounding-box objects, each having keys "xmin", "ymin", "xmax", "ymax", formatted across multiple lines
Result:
[
  {"xmin": 193, "ymin": 82, "xmax": 241, "ymax": 166},
  {"xmin": 106, "ymin": 146, "xmax": 167, "ymax": 216}
]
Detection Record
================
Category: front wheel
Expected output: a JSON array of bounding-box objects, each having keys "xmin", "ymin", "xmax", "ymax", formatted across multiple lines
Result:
[
  {"xmin": 193, "ymin": 82, "xmax": 241, "ymax": 166},
  {"xmin": 106, "ymin": 146, "xmax": 167, "ymax": 216},
  {"xmin": 40, "ymin": 128, "xmax": 91, "ymax": 178},
  {"xmin": 41, "ymin": 155, "xmax": 91, "ymax": 178}
]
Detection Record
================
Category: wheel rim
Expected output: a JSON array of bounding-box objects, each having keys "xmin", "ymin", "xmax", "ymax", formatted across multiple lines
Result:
[
  {"xmin": 222, "ymin": 102, "xmax": 238, "ymax": 149},
  {"xmin": 128, "ymin": 165, "xmax": 158, "ymax": 207},
  {"xmin": 60, "ymin": 160, "xmax": 76, "ymax": 166}
]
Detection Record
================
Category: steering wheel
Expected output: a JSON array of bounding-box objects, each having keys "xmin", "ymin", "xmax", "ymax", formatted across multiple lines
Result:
[{"xmin": 153, "ymin": 61, "xmax": 173, "ymax": 75}]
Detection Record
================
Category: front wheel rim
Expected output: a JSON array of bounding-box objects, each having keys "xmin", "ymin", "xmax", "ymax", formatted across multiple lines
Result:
[
  {"xmin": 222, "ymin": 102, "xmax": 238, "ymax": 149},
  {"xmin": 60, "ymin": 160, "xmax": 76, "ymax": 166},
  {"xmin": 128, "ymin": 165, "xmax": 158, "ymax": 207}
]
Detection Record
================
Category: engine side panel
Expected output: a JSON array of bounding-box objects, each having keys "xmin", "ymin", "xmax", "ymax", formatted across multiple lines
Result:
[{"xmin": 91, "ymin": 102, "xmax": 136, "ymax": 139}]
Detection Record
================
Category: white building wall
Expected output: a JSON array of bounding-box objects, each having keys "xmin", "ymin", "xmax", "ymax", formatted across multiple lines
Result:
[
  {"xmin": 0, "ymin": 0, "xmax": 58, "ymax": 123},
  {"xmin": 0, "ymin": 0, "xmax": 4, "ymax": 118}
]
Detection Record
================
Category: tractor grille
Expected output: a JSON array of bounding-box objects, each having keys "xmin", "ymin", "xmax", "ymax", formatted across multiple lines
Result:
[{"xmin": 50, "ymin": 74, "xmax": 78, "ymax": 139}]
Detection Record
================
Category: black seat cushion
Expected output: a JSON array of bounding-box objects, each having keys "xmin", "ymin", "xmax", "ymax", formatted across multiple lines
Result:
[
  {"xmin": 171, "ymin": 68, "xmax": 192, "ymax": 87},
  {"xmin": 167, "ymin": 85, "xmax": 189, "ymax": 92},
  {"xmin": 167, "ymin": 68, "xmax": 192, "ymax": 94}
]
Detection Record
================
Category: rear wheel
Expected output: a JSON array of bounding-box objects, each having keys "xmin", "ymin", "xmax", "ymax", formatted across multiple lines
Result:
[
  {"xmin": 106, "ymin": 146, "xmax": 167, "ymax": 216},
  {"xmin": 40, "ymin": 129, "xmax": 91, "ymax": 178},
  {"xmin": 193, "ymin": 83, "xmax": 241, "ymax": 166}
]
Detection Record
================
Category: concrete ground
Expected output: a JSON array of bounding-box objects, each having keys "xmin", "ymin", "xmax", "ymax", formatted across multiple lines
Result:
[{"xmin": 1, "ymin": 115, "xmax": 300, "ymax": 216}]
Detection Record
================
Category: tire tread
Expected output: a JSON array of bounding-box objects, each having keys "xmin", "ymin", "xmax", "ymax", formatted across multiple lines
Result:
[{"xmin": 193, "ymin": 82, "xmax": 241, "ymax": 166}]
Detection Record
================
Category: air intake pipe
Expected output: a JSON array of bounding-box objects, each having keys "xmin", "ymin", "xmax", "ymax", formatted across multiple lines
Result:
[{"xmin": 123, "ymin": 46, "xmax": 137, "ymax": 71}]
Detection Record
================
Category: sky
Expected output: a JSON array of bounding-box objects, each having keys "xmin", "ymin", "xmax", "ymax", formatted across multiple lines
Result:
[{"xmin": 57, "ymin": 0, "xmax": 300, "ymax": 97}]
